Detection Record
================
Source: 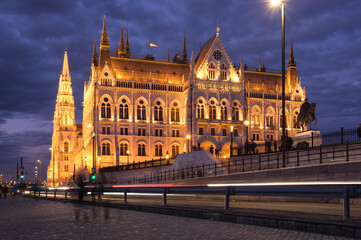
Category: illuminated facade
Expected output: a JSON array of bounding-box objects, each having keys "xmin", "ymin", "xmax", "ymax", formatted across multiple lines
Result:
[{"xmin": 47, "ymin": 16, "xmax": 305, "ymax": 186}]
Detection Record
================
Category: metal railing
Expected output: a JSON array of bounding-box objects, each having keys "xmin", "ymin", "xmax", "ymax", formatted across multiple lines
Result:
[{"xmin": 24, "ymin": 182, "xmax": 361, "ymax": 220}]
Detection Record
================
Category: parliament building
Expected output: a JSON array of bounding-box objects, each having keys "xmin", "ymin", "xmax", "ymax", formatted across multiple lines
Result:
[{"xmin": 47, "ymin": 16, "xmax": 305, "ymax": 186}]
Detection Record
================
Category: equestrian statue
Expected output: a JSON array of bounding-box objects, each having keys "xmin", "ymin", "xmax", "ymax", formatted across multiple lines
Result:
[{"xmin": 296, "ymin": 98, "xmax": 317, "ymax": 132}]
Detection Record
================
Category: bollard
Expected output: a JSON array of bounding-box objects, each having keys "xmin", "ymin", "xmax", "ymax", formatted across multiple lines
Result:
[
  {"xmin": 163, "ymin": 188, "xmax": 167, "ymax": 206},
  {"xmin": 65, "ymin": 191, "xmax": 67, "ymax": 200},
  {"xmin": 228, "ymin": 159, "xmax": 231, "ymax": 174},
  {"xmin": 45, "ymin": 190, "xmax": 48, "ymax": 198},
  {"xmin": 124, "ymin": 189, "xmax": 128, "ymax": 204},
  {"xmin": 277, "ymin": 153, "xmax": 279, "ymax": 168},
  {"xmin": 341, "ymin": 127, "xmax": 344, "ymax": 144},
  {"xmin": 297, "ymin": 150, "xmax": 300, "ymax": 166},
  {"xmin": 242, "ymin": 157, "xmax": 245, "ymax": 172},
  {"xmin": 214, "ymin": 162, "xmax": 217, "ymax": 175},
  {"xmin": 54, "ymin": 190, "xmax": 57, "ymax": 199},
  {"xmin": 224, "ymin": 187, "xmax": 230, "ymax": 210},
  {"xmin": 319, "ymin": 145, "xmax": 323, "ymax": 164},
  {"xmin": 312, "ymin": 132, "xmax": 314, "ymax": 147},
  {"xmin": 346, "ymin": 141, "xmax": 349, "ymax": 162},
  {"xmin": 343, "ymin": 187, "xmax": 350, "ymax": 220},
  {"xmin": 258, "ymin": 154, "xmax": 261, "ymax": 170}
]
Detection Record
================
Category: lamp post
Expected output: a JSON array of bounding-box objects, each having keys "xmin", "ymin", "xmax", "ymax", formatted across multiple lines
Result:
[
  {"xmin": 271, "ymin": 0, "xmax": 286, "ymax": 167},
  {"xmin": 126, "ymin": 150, "xmax": 130, "ymax": 165},
  {"xmin": 85, "ymin": 156, "xmax": 88, "ymax": 169},
  {"xmin": 186, "ymin": 134, "xmax": 191, "ymax": 152},
  {"xmin": 92, "ymin": 131, "xmax": 96, "ymax": 173},
  {"xmin": 230, "ymin": 125, "xmax": 234, "ymax": 157},
  {"xmin": 165, "ymin": 151, "xmax": 170, "ymax": 164},
  {"xmin": 37, "ymin": 160, "xmax": 41, "ymax": 184},
  {"xmin": 49, "ymin": 147, "xmax": 54, "ymax": 187},
  {"xmin": 35, "ymin": 167, "xmax": 38, "ymax": 184}
]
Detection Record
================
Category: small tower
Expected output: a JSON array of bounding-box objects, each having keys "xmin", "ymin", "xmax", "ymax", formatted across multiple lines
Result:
[
  {"xmin": 99, "ymin": 14, "xmax": 111, "ymax": 69},
  {"xmin": 286, "ymin": 40, "xmax": 298, "ymax": 93},
  {"xmin": 118, "ymin": 19, "xmax": 125, "ymax": 57},
  {"xmin": 125, "ymin": 24, "xmax": 130, "ymax": 57},
  {"xmin": 49, "ymin": 47, "xmax": 77, "ymax": 187},
  {"xmin": 181, "ymin": 33, "xmax": 188, "ymax": 64}
]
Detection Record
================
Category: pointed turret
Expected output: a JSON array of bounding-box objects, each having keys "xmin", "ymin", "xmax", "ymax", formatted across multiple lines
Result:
[
  {"xmin": 118, "ymin": 19, "xmax": 125, "ymax": 56},
  {"xmin": 92, "ymin": 39, "xmax": 98, "ymax": 66},
  {"xmin": 99, "ymin": 14, "xmax": 111, "ymax": 69},
  {"xmin": 287, "ymin": 40, "xmax": 296, "ymax": 67},
  {"xmin": 258, "ymin": 57, "xmax": 262, "ymax": 72},
  {"xmin": 61, "ymin": 46, "xmax": 70, "ymax": 78},
  {"xmin": 125, "ymin": 24, "xmax": 130, "ymax": 55},
  {"xmin": 100, "ymin": 14, "xmax": 109, "ymax": 47},
  {"xmin": 182, "ymin": 32, "xmax": 188, "ymax": 64},
  {"xmin": 286, "ymin": 40, "xmax": 298, "ymax": 93},
  {"xmin": 216, "ymin": 20, "xmax": 220, "ymax": 37}
]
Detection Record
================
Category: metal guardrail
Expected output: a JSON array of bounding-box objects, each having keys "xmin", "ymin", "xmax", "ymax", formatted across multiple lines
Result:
[{"xmin": 24, "ymin": 182, "xmax": 361, "ymax": 221}]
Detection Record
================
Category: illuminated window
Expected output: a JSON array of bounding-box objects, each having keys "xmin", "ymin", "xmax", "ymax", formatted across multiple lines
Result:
[
  {"xmin": 209, "ymin": 105, "xmax": 216, "ymax": 119},
  {"xmin": 64, "ymin": 165, "xmax": 68, "ymax": 172},
  {"xmin": 137, "ymin": 104, "xmax": 146, "ymax": 120},
  {"xmin": 294, "ymin": 111, "xmax": 300, "ymax": 129},
  {"xmin": 220, "ymin": 64, "xmax": 227, "ymax": 80},
  {"xmin": 64, "ymin": 142, "xmax": 69, "ymax": 152},
  {"xmin": 119, "ymin": 104, "xmax": 129, "ymax": 119},
  {"xmin": 171, "ymin": 102, "xmax": 180, "ymax": 122},
  {"xmin": 154, "ymin": 106, "xmax": 163, "ymax": 121},
  {"xmin": 221, "ymin": 106, "xmax": 227, "ymax": 120},
  {"xmin": 155, "ymin": 144, "xmax": 163, "ymax": 157},
  {"xmin": 119, "ymin": 143, "xmax": 128, "ymax": 156},
  {"xmin": 197, "ymin": 104, "xmax": 205, "ymax": 119},
  {"xmin": 138, "ymin": 144, "xmax": 146, "ymax": 156},
  {"xmin": 172, "ymin": 144, "xmax": 179, "ymax": 157},
  {"xmin": 102, "ymin": 143, "xmax": 110, "ymax": 155},
  {"xmin": 208, "ymin": 62, "xmax": 216, "ymax": 80}
]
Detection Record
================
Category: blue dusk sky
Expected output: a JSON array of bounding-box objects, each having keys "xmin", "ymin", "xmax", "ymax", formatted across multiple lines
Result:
[{"xmin": 0, "ymin": 0, "xmax": 360, "ymax": 182}]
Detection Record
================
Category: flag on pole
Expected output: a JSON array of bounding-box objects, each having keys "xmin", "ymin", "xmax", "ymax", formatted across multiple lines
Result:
[{"xmin": 150, "ymin": 42, "xmax": 158, "ymax": 48}]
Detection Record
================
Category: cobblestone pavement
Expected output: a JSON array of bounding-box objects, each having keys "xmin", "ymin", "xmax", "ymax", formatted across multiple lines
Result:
[{"xmin": 0, "ymin": 196, "xmax": 353, "ymax": 240}]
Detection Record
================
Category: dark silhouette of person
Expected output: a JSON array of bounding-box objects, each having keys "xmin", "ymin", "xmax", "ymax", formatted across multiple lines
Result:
[
  {"xmin": 209, "ymin": 145, "xmax": 214, "ymax": 154},
  {"xmin": 245, "ymin": 139, "xmax": 250, "ymax": 155}
]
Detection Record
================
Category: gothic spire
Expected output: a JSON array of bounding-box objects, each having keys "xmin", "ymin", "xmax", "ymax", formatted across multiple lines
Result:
[
  {"xmin": 182, "ymin": 32, "xmax": 188, "ymax": 63},
  {"xmin": 125, "ymin": 24, "xmax": 130, "ymax": 53},
  {"xmin": 61, "ymin": 46, "xmax": 70, "ymax": 77},
  {"xmin": 120, "ymin": 19, "xmax": 125, "ymax": 52},
  {"xmin": 287, "ymin": 40, "xmax": 296, "ymax": 67},
  {"xmin": 258, "ymin": 57, "xmax": 262, "ymax": 72},
  {"xmin": 92, "ymin": 39, "xmax": 98, "ymax": 66},
  {"xmin": 100, "ymin": 13, "xmax": 109, "ymax": 46},
  {"xmin": 216, "ymin": 20, "xmax": 220, "ymax": 37}
]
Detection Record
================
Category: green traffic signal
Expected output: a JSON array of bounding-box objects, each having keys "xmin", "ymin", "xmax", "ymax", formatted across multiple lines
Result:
[
  {"xmin": 20, "ymin": 175, "xmax": 24, "ymax": 179},
  {"xmin": 91, "ymin": 174, "xmax": 96, "ymax": 180}
]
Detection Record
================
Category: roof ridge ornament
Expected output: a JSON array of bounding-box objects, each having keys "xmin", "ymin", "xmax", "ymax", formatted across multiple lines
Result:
[{"xmin": 216, "ymin": 20, "xmax": 220, "ymax": 37}]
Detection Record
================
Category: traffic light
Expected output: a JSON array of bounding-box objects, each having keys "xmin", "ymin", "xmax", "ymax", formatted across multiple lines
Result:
[
  {"xmin": 90, "ymin": 173, "xmax": 96, "ymax": 184},
  {"xmin": 20, "ymin": 171, "xmax": 24, "ymax": 179},
  {"xmin": 91, "ymin": 174, "xmax": 96, "ymax": 180}
]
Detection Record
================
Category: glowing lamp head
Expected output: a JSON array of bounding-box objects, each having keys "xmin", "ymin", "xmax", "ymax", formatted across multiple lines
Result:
[
  {"xmin": 230, "ymin": 126, "xmax": 234, "ymax": 133},
  {"xmin": 186, "ymin": 134, "xmax": 191, "ymax": 140},
  {"xmin": 244, "ymin": 120, "xmax": 250, "ymax": 126},
  {"xmin": 126, "ymin": 150, "xmax": 130, "ymax": 155},
  {"xmin": 165, "ymin": 151, "xmax": 170, "ymax": 159},
  {"xmin": 271, "ymin": 0, "xmax": 281, "ymax": 6}
]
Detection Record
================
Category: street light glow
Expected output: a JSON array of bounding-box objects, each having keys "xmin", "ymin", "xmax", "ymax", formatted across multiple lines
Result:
[
  {"xmin": 244, "ymin": 120, "xmax": 250, "ymax": 126},
  {"xmin": 271, "ymin": 0, "xmax": 281, "ymax": 6},
  {"xmin": 186, "ymin": 134, "xmax": 191, "ymax": 140}
]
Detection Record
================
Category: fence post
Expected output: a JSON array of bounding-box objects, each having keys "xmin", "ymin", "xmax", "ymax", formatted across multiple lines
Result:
[
  {"xmin": 45, "ymin": 190, "xmax": 48, "ymax": 198},
  {"xmin": 202, "ymin": 164, "xmax": 205, "ymax": 177},
  {"xmin": 124, "ymin": 188, "xmax": 127, "ymax": 204},
  {"xmin": 258, "ymin": 154, "xmax": 261, "ymax": 170},
  {"xmin": 191, "ymin": 166, "xmax": 194, "ymax": 178},
  {"xmin": 214, "ymin": 162, "xmax": 217, "ymax": 175},
  {"xmin": 54, "ymin": 189, "xmax": 57, "ymax": 199},
  {"xmin": 319, "ymin": 145, "xmax": 323, "ymax": 164},
  {"xmin": 163, "ymin": 188, "xmax": 167, "ymax": 206},
  {"xmin": 297, "ymin": 150, "xmax": 300, "ymax": 166},
  {"xmin": 242, "ymin": 157, "xmax": 245, "ymax": 172},
  {"xmin": 343, "ymin": 187, "xmax": 350, "ymax": 220},
  {"xmin": 65, "ymin": 191, "xmax": 67, "ymax": 200},
  {"xmin": 224, "ymin": 187, "xmax": 230, "ymax": 210},
  {"xmin": 277, "ymin": 153, "xmax": 279, "ymax": 168},
  {"xmin": 346, "ymin": 141, "xmax": 349, "ymax": 162},
  {"xmin": 333, "ymin": 145, "xmax": 335, "ymax": 160},
  {"xmin": 228, "ymin": 159, "xmax": 231, "ymax": 174},
  {"xmin": 341, "ymin": 127, "xmax": 344, "ymax": 144},
  {"xmin": 312, "ymin": 132, "xmax": 314, "ymax": 147}
]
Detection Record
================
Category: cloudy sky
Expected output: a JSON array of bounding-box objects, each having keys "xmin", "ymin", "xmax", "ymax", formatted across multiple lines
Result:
[{"xmin": 0, "ymin": 0, "xmax": 360, "ymax": 182}]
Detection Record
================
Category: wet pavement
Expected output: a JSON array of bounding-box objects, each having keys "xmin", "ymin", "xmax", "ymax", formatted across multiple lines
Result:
[{"xmin": 0, "ymin": 196, "xmax": 353, "ymax": 240}]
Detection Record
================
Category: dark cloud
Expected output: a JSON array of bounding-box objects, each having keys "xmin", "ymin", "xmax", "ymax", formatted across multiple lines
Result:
[{"xmin": 0, "ymin": 0, "xmax": 361, "ymax": 181}]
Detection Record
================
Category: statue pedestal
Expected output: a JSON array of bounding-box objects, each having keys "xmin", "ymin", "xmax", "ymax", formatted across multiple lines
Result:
[{"xmin": 293, "ymin": 130, "xmax": 322, "ymax": 148}]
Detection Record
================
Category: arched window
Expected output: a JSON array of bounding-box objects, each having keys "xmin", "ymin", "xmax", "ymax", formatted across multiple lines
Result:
[
  {"xmin": 106, "ymin": 103, "xmax": 111, "ymax": 118},
  {"xmin": 119, "ymin": 143, "xmax": 128, "ymax": 156},
  {"xmin": 172, "ymin": 144, "xmax": 179, "ymax": 157},
  {"xmin": 266, "ymin": 115, "xmax": 274, "ymax": 128},
  {"xmin": 101, "ymin": 103, "xmax": 106, "ymax": 118},
  {"xmin": 209, "ymin": 101, "xmax": 217, "ymax": 120},
  {"xmin": 197, "ymin": 105, "xmax": 204, "ymax": 119},
  {"xmin": 220, "ymin": 64, "xmax": 227, "ymax": 80},
  {"xmin": 137, "ymin": 100, "xmax": 147, "ymax": 120},
  {"xmin": 64, "ymin": 142, "xmax": 69, "ymax": 152},
  {"xmin": 171, "ymin": 102, "xmax": 180, "ymax": 122},
  {"xmin": 232, "ymin": 103, "xmax": 239, "ymax": 121},
  {"xmin": 101, "ymin": 97, "xmax": 111, "ymax": 118},
  {"xmin": 279, "ymin": 115, "xmax": 288, "ymax": 129},
  {"xmin": 221, "ymin": 105, "xmax": 227, "ymax": 120},
  {"xmin": 155, "ymin": 144, "xmax": 163, "ymax": 157},
  {"xmin": 293, "ymin": 111, "xmax": 300, "ymax": 129},
  {"xmin": 251, "ymin": 108, "xmax": 260, "ymax": 127},
  {"xmin": 102, "ymin": 143, "xmax": 110, "ymax": 155},
  {"xmin": 119, "ymin": 104, "xmax": 129, "ymax": 119},
  {"xmin": 154, "ymin": 106, "xmax": 163, "ymax": 121},
  {"xmin": 208, "ymin": 62, "xmax": 216, "ymax": 80},
  {"xmin": 138, "ymin": 144, "xmax": 146, "ymax": 156}
]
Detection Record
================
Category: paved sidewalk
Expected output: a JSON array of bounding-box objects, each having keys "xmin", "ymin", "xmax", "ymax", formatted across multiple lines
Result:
[{"xmin": 0, "ymin": 196, "xmax": 352, "ymax": 240}]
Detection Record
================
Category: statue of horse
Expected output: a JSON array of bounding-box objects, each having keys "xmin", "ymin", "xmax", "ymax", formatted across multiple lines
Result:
[{"xmin": 296, "ymin": 103, "xmax": 317, "ymax": 132}]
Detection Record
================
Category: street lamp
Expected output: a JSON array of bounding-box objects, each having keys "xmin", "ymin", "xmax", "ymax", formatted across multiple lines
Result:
[
  {"xmin": 85, "ymin": 156, "xmax": 88, "ymax": 169},
  {"xmin": 126, "ymin": 150, "xmax": 130, "ymax": 165},
  {"xmin": 165, "ymin": 151, "xmax": 169, "ymax": 164},
  {"xmin": 271, "ymin": 0, "xmax": 286, "ymax": 167},
  {"xmin": 35, "ymin": 167, "xmax": 38, "ymax": 184},
  {"xmin": 230, "ymin": 125, "xmax": 234, "ymax": 157},
  {"xmin": 186, "ymin": 134, "xmax": 191, "ymax": 153},
  {"xmin": 49, "ymin": 147, "xmax": 54, "ymax": 187},
  {"xmin": 37, "ymin": 160, "xmax": 41, "ymax": 184}
]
